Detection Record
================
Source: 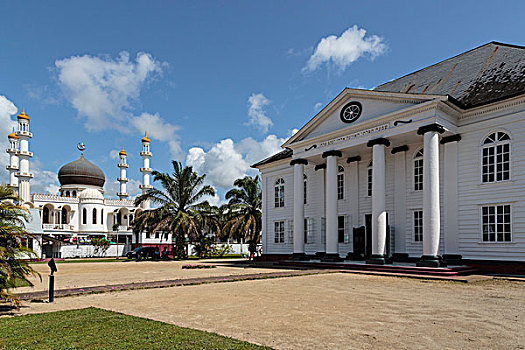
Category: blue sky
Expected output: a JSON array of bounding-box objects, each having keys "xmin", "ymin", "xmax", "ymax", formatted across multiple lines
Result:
[{"xmin": 1, "ymin": 0, "xmax": 524, "ymax": 203}]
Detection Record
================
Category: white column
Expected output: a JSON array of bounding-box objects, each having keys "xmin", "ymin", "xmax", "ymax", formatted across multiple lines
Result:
[
  {"xmin": 261, "ymin": 174, "xmax": 267, "ymax": 255},
  {"xmin": 393, "ymin": 148, "xmax": 407, "ymax": 255},
  {"xmin": 367, "ymin": 138, "xmax": 389, "ymax": 264},
  {"xmin": 423, "ymin": 131, "xmax": 440, "ymax": 257},
  {"xmin": 417, "ymin": 124, "xmax": 444, "ymax": 267},
  {"xmin": 292, "ymin": 160, "xmax": 306, "ymax": 257},
  {"xmin": 324, "ymin": 152, "xmax": 340, "ymax": 259},
  {"xmin": 443, "ymin": 138, "xmax": 460, "ymax": 255}
]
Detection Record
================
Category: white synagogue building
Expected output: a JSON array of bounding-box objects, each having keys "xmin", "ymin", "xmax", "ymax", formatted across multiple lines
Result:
[
  {"xmin": 6, "ymin": 110, "xmax": 171, "ymax": 258},
  {"xmin": 253, "ymin": 42, "xmax": 525, "ymax": 270}
]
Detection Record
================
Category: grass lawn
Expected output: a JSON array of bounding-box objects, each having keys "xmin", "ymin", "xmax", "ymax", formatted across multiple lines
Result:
[{"xmin": 0, "ymin": 307, "xmax": 270, "ymax": 350}]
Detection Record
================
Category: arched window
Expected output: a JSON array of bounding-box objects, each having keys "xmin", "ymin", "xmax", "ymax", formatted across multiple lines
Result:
[
  {"xmin": 101, "ymin": 209, "xmax": 104, "ymax": 225},
  {"xmin": 55, "ymin": 211, "xmax": 60, "ymax": 225},
  {"xmin": 92, "ymin": 208, "xmax": 97, "ymax": 224},
  {"xmin": 414, "ymin": 149, "xmax": 424, "ymax": 191},
  {"xmin": 66, "ymin": 191, "xmax": 70, "ymax": 197},
  {"xmin": 72, "ymin": 191, "xmax": 77, "ymax": 198},
  {"xmin": 82, "ymin": 208, "xmax": 87, "ymax": 225},
  {"xmin": 303, "ymin": 174, "xmax": 307, "ymax": 204},
  {"xmin": 367, "ymin": 161, "xmax": 373, "ymax": 196},
  {"xmin": 61, "ymin": 207, "xmax": 68, "ymax": 224},
  {"xmin": 337, "ymin": 166, "xmax": 344, "ymax": 200},
  {"xmin": 43, "ymin": 206, "xmax": 50, "ymax": 224},
  {"xmin": 274, "ymin": 178, "xmax": 285, "ymax": 208},
  {"xmin": 482, "ymin": 131, "xmax": 510, "ymax": 183}
]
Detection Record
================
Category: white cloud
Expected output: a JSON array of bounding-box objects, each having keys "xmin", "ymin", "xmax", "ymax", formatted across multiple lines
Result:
[
  {"xmin": 314, "ymin": 102, "xmax": 323, "ymax": 111},
  {"xmin": 55, "ymin": 52, "xmax": 182, "ymax": 159},
  {"xmin": 186, "ymin": 134, "xmax": 286, "ymax": 191},
  {"xmin": 246, "ymin": 93, "xmax": 273, "ymax": 133},
  {"xmin": 109, "ymin": 149, "xmax": 120, "ymax": 160},
  {"xmin": 304, "ymin": 25, "xmax": 387, "ymax": 72},
  {"xmin": 130, "ymin": 112, "xmax": 182, "ymax": 159}
]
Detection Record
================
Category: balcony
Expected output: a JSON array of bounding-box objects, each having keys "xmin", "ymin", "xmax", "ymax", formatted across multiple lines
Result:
[
  {"xmin": 15, "ymin": 172, "xmax": 34, "ymax": 178},
  {"xmin": 15, "ymin": 131, "xmax": 32, "ymax": 138},
  {"xmin": 16, "ymin": 150, "xmax": 33, "ymax": 157},
  {"xmin": 140, "ymin": 151, "xmax": 152, "ymax": 157},
  {"xmin": 6, "ymin": 164, "xmax": 18, "ymax": 171},
  {"xmin": 118, "ymin": 163, "xmax": 129, "ymax": 168},
  {"xmin": 117, "ymin": 177, "xmax": 129, "ymax": 182},
  {"xmin": 6, "ymin": 148, "xmax": 17, "ymax": 153},
  {"xmin": 139, "ymin": 184, "xmax": 153, "ymax": 190},
  {"xmin": 140, "ymin": 167, "xmax": 152, "ymax": 173},
  {"xmin": 43, "ymin": 224, "xmax": 75, "ymax": 231}
]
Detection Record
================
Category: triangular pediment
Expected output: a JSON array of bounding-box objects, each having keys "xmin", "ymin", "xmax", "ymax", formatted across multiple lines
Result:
[{"xmin": 284, "ymin": 89, "xmax": 447, "ymax": 147}]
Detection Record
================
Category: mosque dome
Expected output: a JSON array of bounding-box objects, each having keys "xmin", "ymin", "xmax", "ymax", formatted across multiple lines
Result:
[
  {"xmin": 78, "ymin": 188, "xmax": 104, "ymax": 200},
  {"xmin": 58, "ymin": 154, "xmax": 105, "ymax": 187}
]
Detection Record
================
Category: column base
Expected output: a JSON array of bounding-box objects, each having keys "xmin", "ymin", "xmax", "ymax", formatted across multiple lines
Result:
[
  {"xmin": 322, "ymin": 253, "xmax": 343, "ymax": 262},
  {"xmin": 289, "ymin": 253, "xmax": 309, "ymax": 261},
  {"xmin": 442, "ymin": 254, "xmax": 462, "ymax": 266},
  {"xmin": 366, "ymin": 254, "xmax": 385, "ymax": 265},
  {"xmin": 416, "ymin": 255, "xmax": 447, "ymax": 268}
]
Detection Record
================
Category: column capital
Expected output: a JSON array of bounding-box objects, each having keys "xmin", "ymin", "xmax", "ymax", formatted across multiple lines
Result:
[
  {"xmin": 346, "ymin": 156, "xmax": 361, "ymax": 163},
  {"xmin": 417, "ymin": 123, "xmax": 445, "ymax": 135},
  {"xmin": 314, "ymin": 164, "xmax": 326, "ymax": 171},
  {"xmin": 391, "ymin": 145, "xmax": 409, "ymax": 154},
  {"xmin": 290, "ymin": 158, "xmax": 308, "ymax": 166},
  {"xmin": 367, "ymin": 138, "xmax": 390, "ymax": 148},
  {"xmin": 440, "ymin": 134, "xmax": 462, "ymax": 144},
  {"xmin": 322, "ymin": 150, "xmax": 342, "ymax": 158}
]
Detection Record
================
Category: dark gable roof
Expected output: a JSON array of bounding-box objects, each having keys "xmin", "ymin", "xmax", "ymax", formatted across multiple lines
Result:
[
  {"xmin": 375, "ymin": 42, "xmax": 525, "ymax": 108},
  {"xmin": 251, "ymin": 148, "xmax": 292, "ymax": 168}
]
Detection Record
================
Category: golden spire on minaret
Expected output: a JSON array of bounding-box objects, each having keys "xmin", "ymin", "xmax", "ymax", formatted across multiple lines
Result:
[
  {"xmin": 8, "ymin": 127, "xmax": 18, "ymax": 139},
  {"xmin": 17, "ymin": 106, "xmax": 30, "ymax": 120},
  {"xmin": 141, "ymin": 132, "xmax": 150, "ymax": 143},
  {"xmin": 119, "ymin": 146, "xmax": 127, "ymax": 156}
]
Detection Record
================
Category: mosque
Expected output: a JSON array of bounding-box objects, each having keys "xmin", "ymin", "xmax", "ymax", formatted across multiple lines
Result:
[{"xmin": 6, "ymin": 108, "xmax": 171, "ymax": 258}]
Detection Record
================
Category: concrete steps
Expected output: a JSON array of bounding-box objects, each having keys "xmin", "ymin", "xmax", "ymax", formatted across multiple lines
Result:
[{"xmin": 277, "ymin": 260, "xmax": 479, "ymax": 277}]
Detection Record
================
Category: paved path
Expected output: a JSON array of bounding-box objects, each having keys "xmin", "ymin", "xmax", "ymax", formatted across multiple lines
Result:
[
  {"xmin": 16, "ymin": 269, "xmax": 335, "ymax": 300},
  {"xmin": 13, "ymin": 273, "xmax": 524, "ymax": 350}
]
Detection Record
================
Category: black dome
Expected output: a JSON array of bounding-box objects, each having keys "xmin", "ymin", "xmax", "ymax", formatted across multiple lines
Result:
[{"xmin": 58, "ymin": 154, "xmax": 105, "ymax": 187}]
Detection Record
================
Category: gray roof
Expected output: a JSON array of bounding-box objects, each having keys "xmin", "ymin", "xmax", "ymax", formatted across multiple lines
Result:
[
  {"xmin": 375, "ymin": 42, "xmax": 525, "ymax": 108},
  {"xmin": 251, "ymin": 148, "xmax": 292, "ymax": 168},
  {"xmin": 58, "ymin": 154, "xmax": 105, "ymax": 187}
]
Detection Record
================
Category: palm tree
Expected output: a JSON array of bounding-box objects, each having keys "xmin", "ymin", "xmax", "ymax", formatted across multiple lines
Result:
[
  {"xmin": 0, "ymin": 184, "xmax": 39, "ymax": 309},
  {"xmin": 224, "ymin": 175, "xmax": 262, "ymax": 260},
  {"xmin": 133, "ymin": 161, "xmax": 215, "ymax": 258}
]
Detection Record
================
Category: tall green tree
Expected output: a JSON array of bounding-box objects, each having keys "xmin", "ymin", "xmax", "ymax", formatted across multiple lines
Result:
[
  {"xmin": 0, "ymin": 185, "xmax": 39, "ymax": 309},
  {"xmin": 133, "ymin": 161, "xmax": 215, "ymax": 258},
  {"xmin": 225, "ymin": 175, "xmax": 262, "ymax": 260}
]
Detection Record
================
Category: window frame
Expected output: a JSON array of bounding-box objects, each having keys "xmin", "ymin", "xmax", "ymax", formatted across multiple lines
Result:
[
  {"xmin": 413, "ymin": 210, "xmax": 423, "ymax": 242},
  {"xmin": 480, "ymin": 131, "xmax": 511, "ymax": 184},
  {"xmin": 480, "ymin": 204, "xmax": 512, "ymax": 243},
  {"xmin": 413, "ymin": 148, "xmax": 424, "ymax": 191},
  {"xmin": 274, "ymin": 220, "xmax": 285, "ymax": 243},
  {"xmin": 337, "ymin": 166, "xmax": 344, "ymax": 200},
  {"xmin": 337, "ymin": 215, "xmax": 345, "ymax": 243},
  {"xmin": 274, "ymin": 178, "xmax": 285, "ymax": 208},
  {"xmin": 367, "ymin": 161, "xmax": 373, "ymax": 197}
]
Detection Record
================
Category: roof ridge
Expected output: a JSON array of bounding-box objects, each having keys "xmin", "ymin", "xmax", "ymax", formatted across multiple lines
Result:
[{"xmin": 374, "ymin": 42, "xmax": 522, "ymax": 90}]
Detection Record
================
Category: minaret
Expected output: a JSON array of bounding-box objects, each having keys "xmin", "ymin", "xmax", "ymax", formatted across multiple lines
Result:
[
  {"xmin": 14, "ymin": 107, "xmax": 33, "ymax": 203},
  {"xmin": 117, "ymin": 147, "xmax": 129, "ymax": 200},
  {"xmin": 139, "ymin": 132, "xmax": 152, "ymax": 209},
  {"xmin": 6, "ymin": 128, "xmax": 19, "ymax": 190}
]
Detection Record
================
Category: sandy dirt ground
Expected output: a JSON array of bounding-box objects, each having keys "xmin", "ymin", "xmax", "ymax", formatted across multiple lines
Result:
[
  {"xmin": 15, "ymin": 259, "xmax": 289, "ymax": 293},
  {"xmin": 11, "ymin": 273, "xmax": 524, "ymax": 350}
]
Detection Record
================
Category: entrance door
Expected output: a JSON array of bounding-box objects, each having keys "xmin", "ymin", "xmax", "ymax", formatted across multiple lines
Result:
[{"xmin": 365, "ymin": 214, "xmax": 372, "ymax": 258}]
